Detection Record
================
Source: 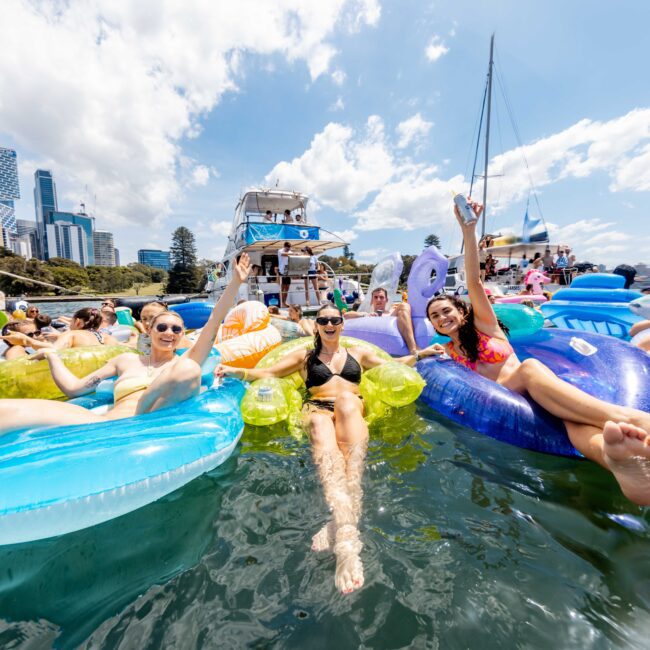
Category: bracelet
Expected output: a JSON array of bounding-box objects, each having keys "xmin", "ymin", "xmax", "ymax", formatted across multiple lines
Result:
[
  {"xmin": 414, "ymin": 350, "xmax": 420, "ymax": 362},
  {"xmin": 242, "ymin": 369, "xmax": 248, "ymax": 381}
]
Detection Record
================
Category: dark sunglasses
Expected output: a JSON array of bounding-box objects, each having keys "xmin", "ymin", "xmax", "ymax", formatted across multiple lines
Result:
[
  {"xmin": 316, "ymin": 316, "xmax": 343, "ymax": 326},
  {"xmin": 155, "ymin": 323, "xmax": 183, "ymax": 334}
]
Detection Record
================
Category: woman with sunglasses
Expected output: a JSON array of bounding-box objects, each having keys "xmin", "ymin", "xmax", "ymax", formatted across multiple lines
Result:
[
  {"xmin": 426, "ymin": 199, "xmax": 650, "ymax": 506},
  {"xmin": 220, "ymin": 303, "xmax": 442, "ymax": 594},
  {"xmin": 0, "ymin": 255, "xmax": 251, "ymax": 432}
]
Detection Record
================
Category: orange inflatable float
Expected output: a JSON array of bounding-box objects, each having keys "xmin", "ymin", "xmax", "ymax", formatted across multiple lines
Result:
[{"xmin": 215, "ymin": 301, "xmax": 282, "ymax": 368}]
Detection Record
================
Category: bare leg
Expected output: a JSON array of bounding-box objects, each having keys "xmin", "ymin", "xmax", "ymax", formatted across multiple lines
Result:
[
  {"xmin": 565, "ymin": 420, "xmax": 650, "ymax": 505},
  {"xmin": 0, "ymin": 398, "xmax": 103, "ymax": 434},
  {"xmin": 500, "ymin": 358, "xmax": 650, "ymax": 431},
  {"xmin": 135, "ymin": 356, "xmax": 201, "ymax": 414},
  {"xmin": 304, "ymin": 277, "xmax": 309, "ymax": 303},
  {"xmin": 310, "ymin": 276, "xmax": 319, "ymax": 305},
  {"xmin": 393, "ymin": 302, "xmax": 418, "ymax": 354}
]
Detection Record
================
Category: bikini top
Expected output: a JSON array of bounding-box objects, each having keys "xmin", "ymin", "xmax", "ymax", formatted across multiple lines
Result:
[
  {"xmin": 446, "ymin": 330, "xmax": 514, "ymax": 372},
  {"xmin": 305, "ymin": 349, "xmax": 362, "ymax": 390},
  {"xmin": 88, "ymin": 329, "xmax": 104, "ymax": 344},
  {"xmin": 113, "ymin": 374, "xmax": 155, "ymax": 403}
]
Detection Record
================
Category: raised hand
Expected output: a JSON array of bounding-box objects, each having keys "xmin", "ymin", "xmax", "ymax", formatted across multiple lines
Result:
[
  {"xmin": 234, "ymin": 252, "xmax": 251, "ymax": 284},
  {"xmin": 453, "ymin": 198, "xmax": 484, "ymax": 230}
]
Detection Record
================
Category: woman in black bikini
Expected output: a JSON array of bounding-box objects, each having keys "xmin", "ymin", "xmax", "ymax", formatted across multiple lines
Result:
[{"xmin": 221, "ymin": 304, "xmax": 443, "ymax": 594}]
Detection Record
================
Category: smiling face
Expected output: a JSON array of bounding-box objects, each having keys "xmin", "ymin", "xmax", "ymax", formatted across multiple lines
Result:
[
  {"xmin": 371, "ymin": 289, "xmax": 388, "ymax": 313},
  {"xmin": 427, "ymin": 298, "xmax": 466, "ymax": 336},
  {"xmin": 149, "ymin": 312, "xmax": 184, "ymax": 351},
  {"xmin": 315, "ymin": 307, "xmax": 343, "ymax": 342}
]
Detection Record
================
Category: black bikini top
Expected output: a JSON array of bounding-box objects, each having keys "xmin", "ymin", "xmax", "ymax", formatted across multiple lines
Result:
[{"xmin": 305, "ymin": 349, "xmax": 362, "ymax": 390}]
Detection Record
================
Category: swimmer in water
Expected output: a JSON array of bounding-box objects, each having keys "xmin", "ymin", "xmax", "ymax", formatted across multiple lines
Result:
[
  {"xmin": 220, "ymin": 303, "xmax": 443, "ymax": 593},
  {"xmin": 0, "ymin": 255, "xmax": 252, "ymax": 432},
  {"xmin": 425, "ymin": 200, "xmax": 650, "ymax": 506}
]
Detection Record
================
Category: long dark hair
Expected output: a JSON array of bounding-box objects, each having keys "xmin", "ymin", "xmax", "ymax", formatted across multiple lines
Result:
[
  {"xmin": 305, "ymin": 304, "xmax": 342, "ymax": 370},
  {"xmin": 73, "ymin": 307, "xmax": 102, "ymax": 330},
  {"xmin": 426, "ymin": 295, "xmax": 509, "ymax": 364}
]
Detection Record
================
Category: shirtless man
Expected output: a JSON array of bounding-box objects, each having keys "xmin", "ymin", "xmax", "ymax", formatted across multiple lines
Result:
[{"xmin": 343, "ymin": 287, "xmax": 418, "ymax": 355}]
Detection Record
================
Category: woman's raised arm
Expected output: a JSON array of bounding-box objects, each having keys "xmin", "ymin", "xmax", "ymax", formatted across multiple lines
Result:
[
  {"xmin": 456, "ymin": 200, "xmax": 500, "ymax": 334},
  {"xmin": 185, "ymin": 254, "xmax": 251, "ymax": 366}
]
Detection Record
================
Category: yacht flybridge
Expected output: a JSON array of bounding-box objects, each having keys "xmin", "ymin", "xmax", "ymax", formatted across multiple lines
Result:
[{"xmin": 206, "ymin": 189, "xmax": 348, "ymax": 307}]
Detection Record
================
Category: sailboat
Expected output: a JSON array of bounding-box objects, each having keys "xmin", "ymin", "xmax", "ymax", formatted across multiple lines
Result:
[{"xmin": 444, "ymin": 35, "xmax": 566, "ymax": 296}]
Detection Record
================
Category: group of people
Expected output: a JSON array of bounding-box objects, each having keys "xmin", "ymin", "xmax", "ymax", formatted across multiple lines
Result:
[
  {"xmin": 263, "ymin": 209, "xmax": 306, "ymax": 225},
  {"xmin": 2, "ymin": 202, "xmax": 650, "ymax": 597},
  {"xmin": 276, "ymin": 241, "xmax": 330, "ymax": 307}
]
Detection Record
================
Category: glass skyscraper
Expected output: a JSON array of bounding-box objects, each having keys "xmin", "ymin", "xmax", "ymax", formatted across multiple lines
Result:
[
  {"xmin": 33, "ymin": 169, "xmax": 58, "ymax": 259},
  {"xmin": 138, "ymin": 249, "xmax": 171, "ymax": 270},
  {"xmin": 0, "ymin": 147, "xmax": 20, "ymax": 248},
  {"xmin": 93, "ymin": 230, "xmax": 115, "ymax": 266},
  {"xmin": 50, "ymin": 211, "xmax": 95, "ymax": 265}
]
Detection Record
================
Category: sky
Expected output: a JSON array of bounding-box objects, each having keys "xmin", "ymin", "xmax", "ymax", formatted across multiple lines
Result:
[{"xmin": 2, "ymin": 0, "xmax": 650, "ymax": 267}]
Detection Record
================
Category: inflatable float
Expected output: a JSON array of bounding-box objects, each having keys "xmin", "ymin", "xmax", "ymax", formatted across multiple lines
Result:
[
  {"xmin": 0, "ymin": 345, "xmax": 133, "ymax": 400},
  {"xmin": 170, "ymin": 301, "xmax": 214, "ymax": 329},
  {"xmin": 216, "ymin": 301, "xmax": 281, "ymax": 368},
  {"xmin": 241, "ymin": 336, "xmax": 425, "ymax": 427},
  {"xmin": 541, "ymin": 273, "xmax": 642, "ymax": 338},
  {"xmin": 418, "ymin": 329, "xmax": 650, "ymax": 457},
  {"xmin": 0, "ymin": 377, "xmax": 245, "ymax": 545},
  {"xmin": 270, "ymin": 316, "xmax": 304, "ymax": 341}
]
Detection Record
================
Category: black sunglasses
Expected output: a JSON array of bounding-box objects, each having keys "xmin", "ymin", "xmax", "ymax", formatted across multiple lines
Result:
[
  {"xmin": 155, "ymin": 323, "xmax": 183, "ymax": 334},
  {"xmin": 316, "ymin": 316, "xmax": 343, "ymax": 326}
]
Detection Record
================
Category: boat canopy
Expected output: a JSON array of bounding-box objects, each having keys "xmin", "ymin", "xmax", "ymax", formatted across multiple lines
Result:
[{"xmin": 234, "ymin": 190, "xmax": 312, "ymax": 229}]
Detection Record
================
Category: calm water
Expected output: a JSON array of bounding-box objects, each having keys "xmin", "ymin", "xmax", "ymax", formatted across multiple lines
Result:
[
  {"xmin": 1, "ymin": 302, "xmax": 650, "ymax": 648},
  {"xmin": 1, "ymin": 406, "xmax": 649, "ymax": 649}
]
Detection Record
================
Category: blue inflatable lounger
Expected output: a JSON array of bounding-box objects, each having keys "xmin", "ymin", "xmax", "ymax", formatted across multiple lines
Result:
[
  {"xmin": 417, "ymin": 329, "xmax": 650, "ymax": 457},
  {"xmin": 0, "ymin": 378, "xmax": 245, "ymax": 546}
]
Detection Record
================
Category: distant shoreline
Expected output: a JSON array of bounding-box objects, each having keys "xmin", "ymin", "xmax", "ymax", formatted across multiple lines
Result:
[{"xmin": 5, "ymin": 294, "xmax": 208, "ymax": 303}]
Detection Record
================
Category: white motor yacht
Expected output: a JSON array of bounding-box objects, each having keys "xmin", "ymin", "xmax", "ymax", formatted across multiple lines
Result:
[{"xmin": 206, "ymin": 189, "xmax": 348, "ymax": 308}]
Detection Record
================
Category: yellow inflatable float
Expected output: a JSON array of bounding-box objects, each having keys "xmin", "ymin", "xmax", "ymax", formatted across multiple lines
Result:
[
  {"xmin": 0, "ymin": 345, "xmax": 133, "ymax": 400},
  {"xmin": 241, "ymin": 336, "xmax": 425, "ymax": 427},
  {"xmin": 216, "ymin": 301, "xmax": 282, "ymax": 369}
]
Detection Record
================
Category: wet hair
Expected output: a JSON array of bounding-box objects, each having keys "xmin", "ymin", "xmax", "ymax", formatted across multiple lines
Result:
[
  {"xmin": 267, "ymin": 305, "xmax": 280, "ymax": 315},
  {"xmin": 73, "ymin": 307, "xmax": 103, "ymax": 330},
  {"xmin": 426, "ymin": 295, "xmax": 509, "ymax": 364},
  {"xmin": 371, "ymin": 287, "xmax": 388, "ymax": 299},
  {"xmin": 288, "ymin": 304, "xmax": 302, "ymax": 320},
  {"xmin": 520, "ymin": 299, "xmax": 536, "ymax": 309},
  {"xmin": 34, "ymin": 314, "xmax": 52, "ymax": 331},
  {"xmin": 305, "ymin": 304, "xmax": 342, "ymax": 370}
]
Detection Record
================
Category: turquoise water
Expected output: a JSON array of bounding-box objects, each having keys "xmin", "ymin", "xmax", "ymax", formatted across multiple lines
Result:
[{"xmin": 1, "ymin": 404, "xmax": 649, "ymax": 649}]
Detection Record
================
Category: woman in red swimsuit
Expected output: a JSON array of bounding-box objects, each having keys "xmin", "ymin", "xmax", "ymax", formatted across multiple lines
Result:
[
  {"xmin": 221, "ymin": 304, "xmax": 441, "ymax": 594},
  {"xmin": 426, "ymin": 199, "xmax": 650, "ymax": 506}
]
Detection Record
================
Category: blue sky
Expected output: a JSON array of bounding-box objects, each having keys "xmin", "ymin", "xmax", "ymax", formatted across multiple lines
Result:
[{"xmin": 2, "ymin": 0, "xmax": 650, "ymax": 267}]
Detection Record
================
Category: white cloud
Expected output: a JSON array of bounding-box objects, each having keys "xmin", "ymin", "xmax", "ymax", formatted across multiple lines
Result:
[
  {"xmin": 265, "ymin": 115, "xmax": 395, "ymax": 211},
  {"xmin": 333, "ymin": 229, "xmax": 358, "ymax": 242},
  {"xmin": 210, "ymin": 221, "xmax": 232, "ymax": 237},
  {"xmin": 330, "ymin": 96, "xmax": 345, "ymax": 111},
  {"xmin": 396, "ymin": 113, "xmax": 433, "ymax": 148},
  {"xmin": 356, "ymin": 247, "xmax": 389, "ymax": 263},
  {"xmin": 425, "ymin": 36, "xmax": 449, "ymax": 62},
  {"xmin": 190, "ymin": 165, "xmax": 210, "ymax": 187},
  {"xmin": 486, "ymin": 109, "xmax": 650, "ymax": 210},
  {"xmin": 0, "ymin": 0, "xmax": 379, "ymax": 230},
  {"xmin": 332, "ymin": 69, "xmax": 347, "ymax": 86}
]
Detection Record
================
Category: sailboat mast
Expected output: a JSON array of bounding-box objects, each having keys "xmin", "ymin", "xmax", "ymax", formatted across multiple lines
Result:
[{"xmin": 481, "ymin": 34, "xmax": 495, "ymax": 238}]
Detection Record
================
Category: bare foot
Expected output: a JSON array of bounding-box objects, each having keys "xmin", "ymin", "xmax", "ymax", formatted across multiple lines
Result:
[
  {"xmin": 334, "ymin": 524, "xmax": 364, "ymax": 594},
  {"xmin": 311, "ymin": 520, "xmax": 336, "ymax": 552},
  {"xmin": 603, "ymin": 421, "xmax": 650, "ymax": 505}
]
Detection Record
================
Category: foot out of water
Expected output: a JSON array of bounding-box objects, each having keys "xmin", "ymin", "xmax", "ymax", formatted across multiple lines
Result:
[{"xmin": 1, "ymin": 404, "xmax": 649, "ymax": 649}]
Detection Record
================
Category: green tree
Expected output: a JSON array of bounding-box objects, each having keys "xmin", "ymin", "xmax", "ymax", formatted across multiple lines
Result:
[
  {"xmin": 342, "ymin": 244, "xmax": 354, "ymax": 260},
  {"xmin": 166, "ymin": 227, "xmax": 200, "ymax": 293},
  {"xmin": 399, "ymin": 255, "xmax": 417, "ymax": 286},
  {"xmin": 424, "ymin": 234, "xmax": 441, "ymax": 249},
  {"xmin": 0, "ymin": 252, "xmax": 54, "ymax": 296}
]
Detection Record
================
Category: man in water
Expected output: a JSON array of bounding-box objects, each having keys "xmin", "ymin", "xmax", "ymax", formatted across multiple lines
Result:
[{"xmin": 344, "ymin": 287, "xmax": 419, "ymax": 355}]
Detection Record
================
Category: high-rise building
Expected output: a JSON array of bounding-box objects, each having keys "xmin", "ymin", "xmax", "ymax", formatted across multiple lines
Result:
[
  {"xmin": 93, "ymin": 230, "xmax": 115, "ymax": 266},
  {"xmin": 46, "ymin": 222, "xmax": 88, "ymax": 266},
  {"xmin": 113, "ymin": 248, "xmax": 120, "ymax": 266},
  {"xmin": 138, "ymin": 249, "xmax": 171, "ymax": 270},
  {"xmin": 49, "ymin": 210, "xmax": 95, "ymax": 265},
  {"xmin": 0, "ymin": 147, "xmax": 20, "ymax": 250},
  {"xmin": 33, "ymin": 169, "xmax": 58, "ymax": 259}
]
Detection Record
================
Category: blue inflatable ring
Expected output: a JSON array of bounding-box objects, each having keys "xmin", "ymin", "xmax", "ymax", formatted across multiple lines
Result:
[
  {"xmin": 417, "ymin": 329, "xmax": 650, "ymax": 457},
  {"xmin": 0, "ymin": 378, "xmax": 245, "ymax": 545}
]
